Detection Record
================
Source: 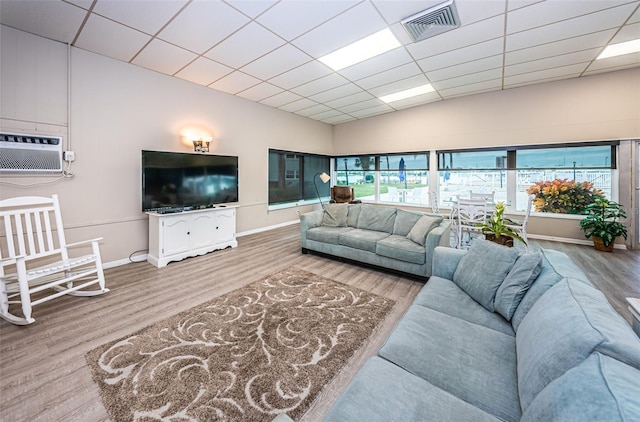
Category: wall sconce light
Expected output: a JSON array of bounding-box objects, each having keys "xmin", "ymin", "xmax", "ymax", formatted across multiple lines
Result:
[
  {"xmin": 192, "ymin": 136, "xmax": 212, "ymax": 153},
  {"xmin": 314, "ymin": 171, "xmax": 331, "ymax": 206}
]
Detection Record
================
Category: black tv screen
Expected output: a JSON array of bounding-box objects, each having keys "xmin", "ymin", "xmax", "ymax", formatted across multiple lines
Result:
[{"xmin": 142, "ymin": 150, "xmax": 238, "ymax": 211}]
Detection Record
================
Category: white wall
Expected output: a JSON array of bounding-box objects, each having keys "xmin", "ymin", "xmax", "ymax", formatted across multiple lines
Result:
[
  {"xmin": 333, "ymin": 69, "xmax": 640, "ymax": 246},
  {"xmin": 1, "ymin": 26, "xmax": 332, "ymax": 263}
]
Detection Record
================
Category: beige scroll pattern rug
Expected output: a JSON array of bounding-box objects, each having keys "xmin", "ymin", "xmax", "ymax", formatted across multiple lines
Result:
[{"xmin": 86, "ymin": 267, "xmax": 395, "ymax": 421}]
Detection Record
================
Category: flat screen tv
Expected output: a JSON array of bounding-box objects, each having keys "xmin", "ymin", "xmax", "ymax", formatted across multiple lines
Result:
[{"xmin": 142, "ymin": 150, "xmax": 238, "ymax": 211}]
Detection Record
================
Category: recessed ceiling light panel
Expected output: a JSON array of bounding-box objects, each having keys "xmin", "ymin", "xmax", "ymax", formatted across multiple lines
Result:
[
  {"xmin": 379, "ymin": 84, "xmax": 435, "ymax": 103},
  {"xmin": 597, "ymin": 39, "xmax": 640, "ymax": 59},
  {"xmin": 402, "ymin": 0, "xmax": 461, "ymax": 43},
  {"xmin": 318, "ymin": 28, "xmax": 401, "ymax": 71}
]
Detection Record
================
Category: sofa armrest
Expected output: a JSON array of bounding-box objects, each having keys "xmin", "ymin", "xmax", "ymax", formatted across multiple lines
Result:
[
  {"xmin": 299, "ymin": 210, "xmax": 324, "ymax": 246},
  {"xmin": 432, "ymin": 246, "xmax": 467, "ymax": 279},
  {"xmin": 422, "ymin": 220, "xmax": 451, "ymax": 277}
]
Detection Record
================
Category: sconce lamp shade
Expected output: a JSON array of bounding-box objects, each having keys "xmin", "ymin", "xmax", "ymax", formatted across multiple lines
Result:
[{"xmin": 314, "ymin": 171, "xmax": 331, "ymax": 207}]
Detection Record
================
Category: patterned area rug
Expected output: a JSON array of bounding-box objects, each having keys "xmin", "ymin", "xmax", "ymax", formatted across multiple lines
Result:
[{"xmin": 86, "ymin": 267, "xmax": 395, "ymax": 421}]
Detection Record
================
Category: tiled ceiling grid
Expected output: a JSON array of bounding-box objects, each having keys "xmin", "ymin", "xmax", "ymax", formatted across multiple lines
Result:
[{"xmin": 1, "ymin": 0, "xmax": 639, "ymax": 124}]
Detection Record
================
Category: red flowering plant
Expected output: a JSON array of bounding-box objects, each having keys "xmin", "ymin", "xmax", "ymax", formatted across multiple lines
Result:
[{"xmin": 526, "ymin": 179, "xmax": 605, "ymax": 214}]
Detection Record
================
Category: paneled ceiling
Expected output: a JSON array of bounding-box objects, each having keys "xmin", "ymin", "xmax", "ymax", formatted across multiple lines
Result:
[{"xmin": 1, "ymin": 0, "xmax": 639, "ymax": 124}]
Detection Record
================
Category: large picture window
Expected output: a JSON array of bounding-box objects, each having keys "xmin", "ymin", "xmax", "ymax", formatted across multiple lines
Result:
[{"xmin": 268, "ymin": 149, "xmax": 330, "ymax": 207}]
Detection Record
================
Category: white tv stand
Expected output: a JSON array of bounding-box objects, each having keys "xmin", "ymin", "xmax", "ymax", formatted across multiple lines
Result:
[{"xmin": 147, "ymin": 206, "xmax": 237, "ymax": 268}]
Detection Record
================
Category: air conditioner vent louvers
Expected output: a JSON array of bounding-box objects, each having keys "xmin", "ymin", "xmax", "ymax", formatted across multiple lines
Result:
[
  {"xmin": 0, "ymin": 132, "xmax": 63, "ymax": 173},
  {"xmin": 402, "ymin": 0, "xmax": 461, "ymax": 43}
]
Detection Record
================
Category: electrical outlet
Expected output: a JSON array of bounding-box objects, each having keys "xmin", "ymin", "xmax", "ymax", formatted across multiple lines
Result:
[{"xmin": 63, "ymin": 151, "xmax": 75, "ymax": 162}]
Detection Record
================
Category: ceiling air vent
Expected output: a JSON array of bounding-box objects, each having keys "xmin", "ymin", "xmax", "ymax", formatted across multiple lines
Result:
[{"xmin": 401, "ymin": 0, "xmax": 461, "ymax": 43}]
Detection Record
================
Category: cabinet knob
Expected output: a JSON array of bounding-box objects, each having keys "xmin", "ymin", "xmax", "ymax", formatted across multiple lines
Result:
[{"xmin": 187, "ymin": 231, "xmax": 190, "ymax": 235}]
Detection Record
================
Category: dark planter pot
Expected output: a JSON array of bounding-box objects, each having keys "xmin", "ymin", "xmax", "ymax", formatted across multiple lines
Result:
[
  {"xmin": 592, "ymin": 236, "xmax": 615, "ymax": 252},
  {"xmin": 485, "ymin": 233, "xmax": 514, "ymax": 247}
]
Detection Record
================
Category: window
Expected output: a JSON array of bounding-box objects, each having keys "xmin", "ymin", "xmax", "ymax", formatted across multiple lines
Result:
[
  {"xmin": 437, "ymin": 142, "xmax": 617, "ymax": 214},
  {"xmin": 268, "ymin": 149, "xmax": 330, "ymax": 207},
  {"xmin": 335, "ymin": 153, "xmax": 430, "ymax": 206}
]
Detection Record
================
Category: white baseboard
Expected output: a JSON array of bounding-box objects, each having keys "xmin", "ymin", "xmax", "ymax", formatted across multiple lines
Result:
[
  {"xmin": 237, "ymin": 219, "xmax": 299, "ymax": 237},
  {"xmin": 103, "ymin": 255, "xmax": 148, "ymax": 269},
  {"xmin": 528, "ymin": 234, "xmax": 627, "ymax": 250}
]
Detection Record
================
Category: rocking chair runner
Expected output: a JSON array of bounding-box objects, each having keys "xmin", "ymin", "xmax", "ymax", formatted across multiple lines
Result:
[{"xmin": 0, "ymin": 195, "xmax": 109, "ymax": 325}]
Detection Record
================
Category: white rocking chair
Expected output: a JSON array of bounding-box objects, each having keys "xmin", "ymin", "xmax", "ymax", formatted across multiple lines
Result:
[{"xmin": 0, "ymin": 195, "xmax": 109, "ymax": 325}]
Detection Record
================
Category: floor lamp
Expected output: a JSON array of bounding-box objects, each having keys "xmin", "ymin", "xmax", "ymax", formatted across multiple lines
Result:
[{"xmin": 314, "ymin": 172, "xmax": 331, "ymax": 206}]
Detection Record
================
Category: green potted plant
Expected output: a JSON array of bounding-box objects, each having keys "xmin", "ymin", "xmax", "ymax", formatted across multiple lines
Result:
[
  {"xmin": 579, "ymin": 198, "xmax": 627, "ymax": 252},
  {"xmin": 479, "ymin": 201, "xmax": 526, "ymax": 247}
]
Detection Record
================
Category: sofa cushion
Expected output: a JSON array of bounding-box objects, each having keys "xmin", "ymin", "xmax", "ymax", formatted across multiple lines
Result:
[
  {"xmin": 347, "ymin": 203, "xmax": 361, "ymax": 227},
  {"xmin": 321, "ymin": 203, "xmax": 348, "ymax": 227},
  {"xmin": 376, "ymin": 235, "xmax": 426, "ymax": 265},
  {"xmin": 356, "ymin": 204, "xmax": 397, "ymax": 233},
  {"xmin": 510, "ymin": 251, "xmax": 565, "ymax": 332},
  {"xmin": 338, "ymin": 229, "xmax": 390, "ymax": 253},
  {"xmin": 379, "ymin": 305, "xmax": 520, "ymax": 422},
  {"xmin": 452, "ymin": 240, "xmax": 520, "ymax": 311},
  {"xmin": 494, "ymin": 252, "xmax": 543, "ymax": 321},
  {"xmin": 516, "ymin": 278, "xmax": 640, "ymax": 411},
  {"xmin": 392, "ymin": 209, "xmax": 423, "ymax": 236},
  {"xmin": 306, "ymin": 226, "xmax": 353, "ymax": 245},
  {"xmin": 542, "ymin": 248, "xmax": 592, "ymax": 284},
  {"xmin": 413, "ymin": 277, "xmax": 515, "ymax": 336},
  {"xmin": 406, "ymin": 215, "xmax": 442, "ymax": 246},
  {"xmin": 521, "ymin": 353, "xmax": 640, "ymax": 422},
  {"xmin": 323, "ymin": 356, "xmax": 502, "ymax": 422}
]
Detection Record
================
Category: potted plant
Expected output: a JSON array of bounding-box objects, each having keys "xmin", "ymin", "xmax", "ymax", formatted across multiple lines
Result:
[
  {"xmin": 579, "ymin": 198, "xmax": 627, "ymax": 252},
  {"xmin": 479, "ymin": 201, "xmax": 526, "ymax": 247}
]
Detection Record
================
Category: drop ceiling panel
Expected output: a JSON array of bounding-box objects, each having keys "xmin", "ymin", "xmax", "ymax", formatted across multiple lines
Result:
[
  {"xmin": 338, "ymin": 48, "xmax": 413, "ymax": 81},
  {"xmin": 204, "ymin": 22, "xmax": 285, "ymax": 69},
  {"xmin": 610, "ymin": 21, "xmax": 640, "ymax": 43},
  {"xmin": 584, "ymin": 52, "xmax": 640, "ymax": 73},
  {"xmin": 309, "ymin": 83, "xmax": 364, "ymax": 104},
  {"xmin": 75, "ymin": 14, "xmax": 151, "ymax": 63},
  {"xmin": 260, "ymin": 91, "xmax": 303, "ymax": 108},
  {"xmin": 506, "ymin": 4, "xmax": 638, "ymax": 51},
  {"xmin": 504, "ymin": 48, "xmax": 601, "ymax": 77},
  {"xmin": 505, "ymin": 29, "xmax": 616, "ymax": 66},
  {"xmin": 0, "ymin": 0, "xmax": 86, "ymax": 43},
  {"xmin": 504, "ymin": 63, "xmax": 586, "ymax": 87},
  {"xmin": 296, "ymin": 104, "xmax": 333, "ymax": 117},
  {"xmin": 292, "ymin": 2, "xmax": 388, "ymax": 57},
  {"xmin": 322, "ymin": 114, "xmax": 356, "ymax": 124},
  {"xmin": 92, "ymin": 0, "xmax": 188, "ymax": 35},
  {"xmin": 367, "ymin": 74, "xmax": 431, "ymax": 97},
  {"xmin": 426, "ymin": 55, "xmax": 503, "ymax": 82},
  {"xmin": 507, "ymin": 0, "xmax": 631, "ymax": 34},
  {"xmin": 307, "ymin": 109, "xmax": 346, "ymax": 121},
  {"xmin": 439, "ymin": 79, "xmax": 503, "ymax": 98},
  {"xmin": 175, "ymin": 57, "xmax": 233, "ymax": 86},
  {"xmin": 324, "ymin": 91, "xmax": 376, "ymax": 109},
  {"xmin": 158, "ymin": 1, "xmax": 249, "ymax": 54},
  {"xmin": 240, "ymin": 44, "xmax": 310, "ymax": 80},
  {"xmin": 406, "ymin": 15, "xmax": 505, "ymax": 61},
  {"xmin": 383, "ymin": 91, "xmax": 441, "ymax": 111},
  {"xmin": 268, "ymin": 60, "xmax": 333, "ymax": 90},
  {"xmin": 417, "ymin": 38, "xmax": 504, "ymax": 72},
  {"xmin": 290, "ymin": 73, "xmax": 350, "ymax": 97},
  {"xmin": 432, "ymin": 68, "xmax": 503, "ymax": 90},
  {"xmin": 256, "ymin": 0, "xmax": 358, "ymax": 41},
  {"xmin": 278, "ymin": 98, "xmax": 319, "ymax": 113},
  {"xmin": 349, "ymin": 103, "xmax": 395, "ymax": 118},
  {"xmin": 355, "ymin": 62, "xmax": 423, "ymax": 90},
  {"xmin": 336, "ymin": 98, "xmax": 386, "ymax": 114},
  {"xmin": 131, "ymin": 38, "xmax": 198, "ymax": 75},
  {"xmin": 225, "ymin": 0, "xmax": 278, "ymax": 19},
  {"xmin": 236, "ymin": 82, "xmax": 283, "ymax": 102},
  {"xmin": 208, "ymin": 70, "xmax": 261, "ymax": 94}
]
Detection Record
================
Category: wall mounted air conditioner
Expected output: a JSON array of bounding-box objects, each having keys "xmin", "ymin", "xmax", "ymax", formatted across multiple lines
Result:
[{"xmin": 0, "ymin": 132, "xmax": 63, "ymax": 173}]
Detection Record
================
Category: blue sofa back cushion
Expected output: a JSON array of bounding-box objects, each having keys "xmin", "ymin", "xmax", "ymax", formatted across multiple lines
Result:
[
  {"xmin": 452, "ymin": 240, "xmax": 520, "ymax": 312},
  {"xmin": 516, "ymin": 278, "xmax": 640, "ymax": 411},
  {"xmin": 347, "ymin": 203, "xmax": 361, "ymax": 227},
  {"xmin": 321, "ymin": 203, "xmax": 348, "ymax": 227},
  {"xmin": 357, "ymin": 204, "xmax": 397, "ymax": 233},
  {"xmin": 494, "ymin": 252, "xmax": 543, "ymax": 321},
  {"xmin": 521, "ymin": 353, "xmax": 640, "ymax": 422}
]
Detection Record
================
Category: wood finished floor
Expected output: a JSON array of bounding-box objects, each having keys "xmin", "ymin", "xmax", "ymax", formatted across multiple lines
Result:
[{"xmin": 0, "ymin": 224, "xmax": 638, "ymax": 422}]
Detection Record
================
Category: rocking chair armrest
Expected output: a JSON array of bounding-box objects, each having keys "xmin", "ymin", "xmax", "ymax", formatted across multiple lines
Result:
[
  {"xmin": 65, "ymin": 237, "xmax": 103, "ymax": 248},
  {"xmin": 1, "ymin": 255, "xmax": 26, "ymax": 266}
]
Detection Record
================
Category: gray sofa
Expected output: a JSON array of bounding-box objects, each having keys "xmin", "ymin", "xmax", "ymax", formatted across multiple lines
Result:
[
  {"xmin": 300, "ymin": 203, "xmax": 451, "ymax": 279},
  {"xmin": 323, "ymin": 241, "xmax": 640, "ymax": 421}
]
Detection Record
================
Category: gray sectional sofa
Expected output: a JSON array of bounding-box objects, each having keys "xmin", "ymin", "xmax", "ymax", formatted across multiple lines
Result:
[
  {"xmin": 299, "ymin": 203, "xmax": 451, "ymax": 279},
  {"xmin": 323, "ymin": 241, "xmax": 640, "ymax": 421}
]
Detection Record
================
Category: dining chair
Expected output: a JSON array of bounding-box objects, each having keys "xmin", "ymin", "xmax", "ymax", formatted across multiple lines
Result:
[
  {"xmin": 470, "ymin": 190, "xmax": 495, "ymax": 202},
  {"xmin": 455, "ymin": 196, "xmax": 489, "ymax": 249},
  {"xmin": 505, "ymin": 194, "xmax": 536, "ymax": 251}
]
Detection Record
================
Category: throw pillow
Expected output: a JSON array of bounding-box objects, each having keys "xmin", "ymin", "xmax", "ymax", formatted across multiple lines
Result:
[
  {"xmin": 347, "ymin": 203, "xmax": 361, "ymax": 227},
  {"xmin": 321, "ymin": 203, "xmax": 348, "ymax": 227},
  {"xmin": 393, "ymin": 209, "xmax": 423, "ymax": 236},
  {"xmin": 452, "ymin": 239, "xmax": 520, "ymax": 311},
  {"xmin": 406, "ymin": 215, "xmax": 442, "ymax": 246},
  {"xmin": 494, "ymin": 252, "xmax": 543, "ymax": 321}
]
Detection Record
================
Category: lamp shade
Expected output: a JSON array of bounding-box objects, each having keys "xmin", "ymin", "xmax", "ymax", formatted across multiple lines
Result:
[{"xmin": 318, "ymin": 172, "xmax": 331, "ymax": 183}]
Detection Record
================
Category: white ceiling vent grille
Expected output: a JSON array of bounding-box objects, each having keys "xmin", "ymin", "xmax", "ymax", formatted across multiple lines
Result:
[
  {"xmin": 401, "ymin": 0, "xmax": 461, "ymax": 43},
  {"xmin": 0, "ymin": 132, "xmax": 63, "ymax": 173}
]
